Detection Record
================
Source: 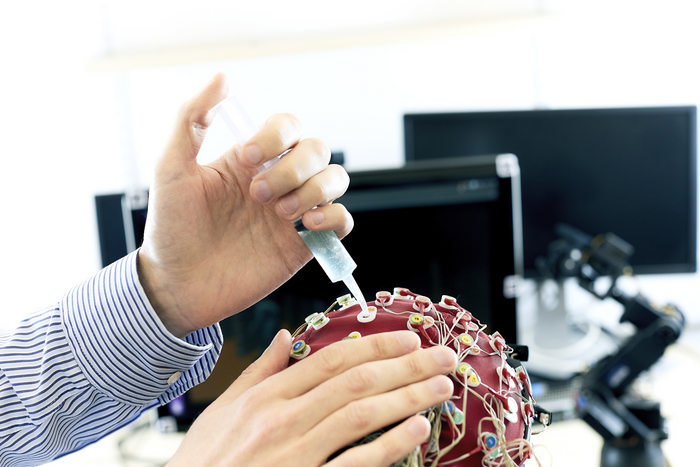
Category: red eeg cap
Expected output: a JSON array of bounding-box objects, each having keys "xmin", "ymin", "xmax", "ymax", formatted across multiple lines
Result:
[{"xmin": 288, "ymin": 289, "xmax": 535, "ymax": 467}]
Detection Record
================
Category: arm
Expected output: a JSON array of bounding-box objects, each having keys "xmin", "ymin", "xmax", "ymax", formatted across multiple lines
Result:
[
  {"xmin": 2, "ymin": 72, "xmax": 341, "ymax": 466},
  {"xmin": 0, "ymin": 251, "xmax": 222, "ymax": 466},
  {"xmin": 136, "ymin": 72, "xmax": 353, "ymax": 338},
  {"xmin": 2, "ymin": 72, "xmax": 455, "ymax": 467},
  {"xmin": 137, "ymin": 74, "xmax": 458, "ymax": 466}
]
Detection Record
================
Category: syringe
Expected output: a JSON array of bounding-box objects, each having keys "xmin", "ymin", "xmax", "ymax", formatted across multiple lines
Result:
[{"xmin": 214, "ymin": 95, "xmax": 371, "ymax": 319}]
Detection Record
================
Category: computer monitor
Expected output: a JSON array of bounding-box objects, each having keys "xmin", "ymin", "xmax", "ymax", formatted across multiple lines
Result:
[
  {"xmin": 95, "ymin": 191, "xmax": 148, "ymax": 267},
  {"xmin": 404, "ymin": 107, "xmax": 698, "ymax": 276},
  {"xmin": 271, "ymin": 154, "xmax": 523, "ymax": 341}
]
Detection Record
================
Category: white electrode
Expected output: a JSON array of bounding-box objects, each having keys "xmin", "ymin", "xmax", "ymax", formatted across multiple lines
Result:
[{"xmin": 213, "ymin": 95, "xmax": 370, "ymax": 318}]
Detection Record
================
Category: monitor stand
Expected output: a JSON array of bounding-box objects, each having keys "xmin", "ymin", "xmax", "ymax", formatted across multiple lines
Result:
[{"xmin": 524, "ymin": 279, "xmax": 615, "ymax": 380}]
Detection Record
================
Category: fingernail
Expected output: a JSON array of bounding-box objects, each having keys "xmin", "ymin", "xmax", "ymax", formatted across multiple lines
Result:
[
  {"xmin": 308, "ymin": 210, "xmax": 324, "ymax": 226},
  {"xmin": 396, "ymin": 332, "xmax": 420, "ymax": 351},
  {"xmin": 408, "ymin": 416, "xmax": 430, "ymax": 438},
  {"xmin": 263, "ymin": 330, "xmax": 285, "ymax": 353},
  {"xmin": 271, "ymin": 330, "xmax": 284, "ymax": 346},
  {"xmin": 244, "ymin": 144, "xmax": 262, "ymax": 165},
  {"xmin": 427, "ymin": 376, "xmax": 452, "ymax": 395},
  {"xmin": 279, "ymin": 195, "xmax": 300, "ymax": 215},
  {"xmin": 432, "ymin": 347, "xmax": 457, "ymax": 367},
  {"xmin": 253, "ymin": 179, "xmax": 273, "ymax": 203}
]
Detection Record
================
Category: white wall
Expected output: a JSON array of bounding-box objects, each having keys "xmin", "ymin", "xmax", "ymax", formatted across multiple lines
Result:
[
  {"xmin": 119, "ymin": 10, "xmax": 700, "ymax": 324},
  {"xmin": 0, "ymin": 2, "xmax": 127, "ymax": 328},
  {"xmin": 1, "ymin": 4, "xmax": 699, "ymax": 330},
  {"xmin": 122, "ymin": 30, "xmax": 538, "ymax": 179}
]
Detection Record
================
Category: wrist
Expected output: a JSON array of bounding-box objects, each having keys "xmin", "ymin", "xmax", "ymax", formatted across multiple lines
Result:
[{"xmin": 136, "ymin": 249, "xmax": 193, "ymax": 338}]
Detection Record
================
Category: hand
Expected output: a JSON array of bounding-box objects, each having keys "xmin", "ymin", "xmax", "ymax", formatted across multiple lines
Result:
[
  {"xmin": 138, "ymin": 73, "xmax": 352, "ymax": 337},
  {"xmin": 167, "ymin": 330, "xmax": 457, "ymax": 467}
]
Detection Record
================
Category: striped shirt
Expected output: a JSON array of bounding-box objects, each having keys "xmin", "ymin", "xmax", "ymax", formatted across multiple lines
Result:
[{"xmin": 0, "ymin": 251, "xmax": 223, "ymax": 466}]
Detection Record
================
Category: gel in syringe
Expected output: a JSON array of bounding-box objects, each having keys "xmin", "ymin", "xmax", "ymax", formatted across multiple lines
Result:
[{"xmin": 214, "ymin": 94, "xmax": 370, "ymax": 319}]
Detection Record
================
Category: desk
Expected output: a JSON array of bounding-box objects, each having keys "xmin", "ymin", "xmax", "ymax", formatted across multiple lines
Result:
[{"xmin": 524, "ymin": 328, "xmax": 699, "ymax": 467}]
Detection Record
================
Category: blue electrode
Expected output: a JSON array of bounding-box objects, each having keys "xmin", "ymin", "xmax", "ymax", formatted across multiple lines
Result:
[{"xmin": 214, "ymin": 95, "xmax": 370, "ymax": 317}]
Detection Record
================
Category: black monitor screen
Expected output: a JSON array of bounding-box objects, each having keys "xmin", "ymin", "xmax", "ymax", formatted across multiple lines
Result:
[
  {"xmin": 230, "ymin": 156, "xmax": 520, "ymax": 353},
  {"xmin": 405, "ymin": 107, "xmax": 697, "ymax": 275}
]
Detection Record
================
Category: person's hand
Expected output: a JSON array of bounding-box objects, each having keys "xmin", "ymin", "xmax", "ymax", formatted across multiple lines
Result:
[
  {"xmin": 138, "ymin": 73, "xmax": 352, "ymax": 337},
  {"xmin": 167, "ymin": 330, "xmax": 457, "ymax": 467}
]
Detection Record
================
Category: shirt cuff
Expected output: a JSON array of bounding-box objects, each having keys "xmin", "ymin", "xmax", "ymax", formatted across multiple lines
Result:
[{"xmin": 61, "ymin": 251, "xmax": 223, "ymax": 406}]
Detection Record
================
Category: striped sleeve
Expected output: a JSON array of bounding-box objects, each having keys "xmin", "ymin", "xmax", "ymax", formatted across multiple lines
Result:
[{"xmin": 0, "ymin": 251, "xmax": 223, "ymax": 466}]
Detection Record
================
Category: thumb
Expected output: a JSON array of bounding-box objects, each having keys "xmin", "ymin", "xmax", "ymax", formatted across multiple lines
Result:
[
  {"xmin": 163, "ymin": 72, "xmax": 230, "ymax": 170},
  {"xmin": 210, "ymin": 329, "xmax": 292, "ymax": 407},
  {"xmin": 254, "ymin": 329, "xmax": 293, "ymax": 377}
]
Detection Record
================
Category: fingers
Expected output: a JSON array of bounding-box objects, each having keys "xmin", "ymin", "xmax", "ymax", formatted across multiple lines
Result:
[
  {"xmin": 208, "ymin": 330, "xmax": 292, "ymax": 409},
  {"xmin": 179, "ymin": 72, "xmax": 230, "ymax": 131},
  {"xmin": 274, "ymin": 163, "xmax": 349, "ymax": 220},
  {"xmin": 324, "ymin": 416, "xmax": 431, "ymax": 467},
  {"xmin": 237, "ymin": 113, "xmax": 352, "ymax": 232},
  {"xmin": 249, "ymin": 137, "xmax": 332, "ymax": 204},
  {"xmin": 265, "ymin": 331, "xmax": 422, "ymax": 398},
  {"xmin": 306, "ymin": 375, "xmax": 453, "ymax": 463},
  {"xmin": 240, "ymin": 113, "xmax": 304, "ymax": 168},
  {"xmin": 164, "ymin": 73, "xmax": 230, "ymax": 170},
  {"xmin": 297, "ymin": 345, "xmax": 457, "ymax": 429},
  {"xmin": 301, "ymin": 203, "xmax": 354, "ymax": 239}
]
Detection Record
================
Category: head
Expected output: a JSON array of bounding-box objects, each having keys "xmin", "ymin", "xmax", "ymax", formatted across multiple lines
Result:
[{"xmin": 288, "ymin": 288, "xmax": 537, "ymax": 467}]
